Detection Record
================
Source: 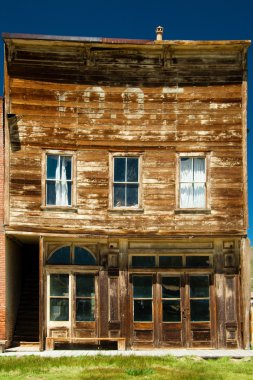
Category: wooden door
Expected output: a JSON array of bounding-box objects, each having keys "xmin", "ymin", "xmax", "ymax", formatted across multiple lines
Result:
[
  {"xmin": 186, "ymin": 274, "xmax": 214, "ymax": 348},
  {"xmin": 158, "ymin": 274, "xmax": 186, "ymax": 347},
  {"xmin": 129, "ymin": 273, "xmax": 214, "ymax": 348},
  {"xmin": 130, "ymin": 274, "xmax": 155, "ymax": 348},
  {"xmin": 72, "ymin": 273, "xmax": 98, "ymax": 339}
]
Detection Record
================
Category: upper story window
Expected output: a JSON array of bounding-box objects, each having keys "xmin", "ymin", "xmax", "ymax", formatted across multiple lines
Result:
[
  {"xmin": 113, "ymin": 156, "xmax": 139, "ymax": 208},
  {"xmin": 46, "ymin": 155, "xmax": 72, "ymax": 206},
  {"xmin": 180, "ymin": 157, "xmax": 206, "ymax": 208}
]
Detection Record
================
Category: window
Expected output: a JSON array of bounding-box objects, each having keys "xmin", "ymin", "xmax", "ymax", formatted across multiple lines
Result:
[
  {"xmin": 130, "ymin": 255, "xmax": 211, "ymax": 268},
  {"xmin": 50, "ymin": 274, "xmax": 69, "ymax": 321},
  {"xmin": 46, "ymin": 154, "xmax": 72, "ymax": 206},
  {"xmin": 113, "ymin": 157, "xmax": 139, "ymax": 208},
  {"xmin": 180, "ymin": 157, "xmax": 206, "ymax": 208},
  {"xmin": 47, "ymin": 246, "xmax": 97, "ymax": 266}
]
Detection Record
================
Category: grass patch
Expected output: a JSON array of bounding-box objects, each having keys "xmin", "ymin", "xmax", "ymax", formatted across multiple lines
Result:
[{"xmin": 0, "ymin": 355, "xmax": 252, "ymax": 379}]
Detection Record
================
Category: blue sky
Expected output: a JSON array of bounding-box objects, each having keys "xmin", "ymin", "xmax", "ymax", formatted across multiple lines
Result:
[{"xmin": 0, "ymin": 0, "xmax": 252, "ymax": 242}]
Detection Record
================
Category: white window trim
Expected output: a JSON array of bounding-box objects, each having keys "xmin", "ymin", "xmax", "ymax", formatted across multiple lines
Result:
[
  {"xmin": 176, "ymin": 152, "xmax": 211, "ymax": 212},
  {"xmin": 41, "ymin": 150, "xmax": 77, "ymax": 211}
]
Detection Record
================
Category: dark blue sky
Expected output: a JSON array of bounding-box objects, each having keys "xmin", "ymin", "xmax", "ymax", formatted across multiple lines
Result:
[{"xmin": 0, "ymin": 0, "xmax": 252, "ymax": 242}]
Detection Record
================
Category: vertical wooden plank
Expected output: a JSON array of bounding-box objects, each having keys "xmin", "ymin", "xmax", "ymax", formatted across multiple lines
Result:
[
  {"xmin": 39, "ymin": 236, "xmax": 44, "ymax": 351},
  {"xmin": 215, "ymin": 274, "xmax": 225, "ymax": 348},
  {"xmin": 240, "ymin": 238, "xmax": 251, "ymax": 348},
  {"xmin": 4, "ymin": 44, "xmax": 10, "ymax": 226},
  {"xmin": 99, "ymin": 270, "xmax": 108, "ymax": 338}
]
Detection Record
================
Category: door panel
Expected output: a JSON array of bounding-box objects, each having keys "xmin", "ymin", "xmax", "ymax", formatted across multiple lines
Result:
[
  {"xmin": 131, "ymin": 275, "xmax": 155, "ymax": 347},
  {"xmin": 73, "ymin": 273, "xmax": 98, "ymax": 339},
  {"xmin": 188, "ymin": 275, "xmax": 213, "ymax": 348},
  {"xmin": 158, "ymin": 275, "xmax": 185, "ymax": 347}
]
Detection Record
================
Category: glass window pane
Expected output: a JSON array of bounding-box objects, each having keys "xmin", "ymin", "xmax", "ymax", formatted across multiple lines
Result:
[
  {"xmin": 190, "ymin": 276, "xmax": 209, "ymax": 298},
  {"xmin": 159, "ymin": 256, "xmax": 183, "ymax": 268},
  {"xmin": 126, "ymin": 184, "xmax": 138, "ymax": 206},
  {"xmin": 193, "ymin": 183, "xmax": 205, "ymax": 208},
  {"xmin": 76, "ymin": 299, "xmax": 95, "ymax": 321},
  {"xmin": 47, "ymin": 246, "xmax": 71, "ymax": 265},
  {"xmin": 114, "ymin": 158, "xmax": 126, "ymax": 182},
  {"xmin": 46, "ymin": 180, "xmax": 56, "ymax": 205},
  {"xmin": 180, "ymin": 183, "xmax": 193, "ymax": 208},
  {"xmin": 47, "ymin": 155, "xmax": 58, "ymax": 179},
  {"xmin": 76, "ymin": 274, "xmax": 95, "ymax": 297},
  {"xmin": 74, "ymin": 247, "xmax": 97, "ymax": 265},
  {"xmin": 133, "ymin": 276, "xmax": 153, "ymax": 298},
  {"xmin": 50, "ymin": 298, "xmax": 69, "ymax": 321},
  {"xmin": 190, "ymin": 299, "xmax": 210, "ymax": 322},
  {"xmin": 134, "ymin": 300, "xmax": 152, "ymax": 322},
  {"xmin": 132, "ymin": 256, "xmax": 156, "ymax": 268},
  {"xmin": 67, "ymin": 182, "xmax": 72, "ymax": 205},
  {"xmin": 50, "ymin": 274, "xmax": 69, "ymax": 296},
  {"xmin": 186, "ymin": 256, "xmax": 210, "ymax": 268},
  {"xmin": 163, "ymin": 300, "xmax": 181, "ymax": 322},
  {"xmin": 114, "ymin": 184, "xmax": 125, "ymax": 207},
  {"xmin": 127, "ymin": 158, "xmax": 138, "ymax": 182},
  {"xmin": 193, "ymin": 158, "xmax": 205, "ymax": 182},
  {"xmin": 64, "ymin": 156, "xmax": 72, "ymax": 180},
  {"xmin": 180, "ymin": 158, "xmax": 193, "ymax": 182},
  {"xmin": 162, "ymin": 277, "xmax": 180, "ymax": 298}
]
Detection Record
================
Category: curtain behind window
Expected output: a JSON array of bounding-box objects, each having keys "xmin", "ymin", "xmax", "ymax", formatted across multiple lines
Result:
[
  {"xmin": 55, "ymin": 156, "xmax": 68, "ymax": 206},
  {"xmin": 180, "ymin": 157, "xmax": 205, "ymax": 208}
]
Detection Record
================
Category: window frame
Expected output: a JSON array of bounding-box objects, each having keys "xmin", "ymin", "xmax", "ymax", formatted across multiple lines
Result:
[
  {"xmin": 109, "ymin": 152, "xmax": 143, "ymax": 210},
  {"xmin": 176, "ymin": 152, "xmax": 210, "ymax": 212},
  {"xmin": 41, "ymin": 150, "xmax": 76, "ymax": 210}
]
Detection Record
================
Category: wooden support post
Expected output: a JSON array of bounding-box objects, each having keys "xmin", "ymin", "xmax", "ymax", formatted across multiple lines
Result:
[
  {"xmin": 45, "ymin": 337, "xmax": 55, "ymax": 351},
  {"xmin": 117, "ymin": 338, "xmax": 126, "ymax": 351}
]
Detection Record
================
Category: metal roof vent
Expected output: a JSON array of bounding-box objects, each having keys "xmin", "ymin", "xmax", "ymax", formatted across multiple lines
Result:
[{"xmin": 156, "ymin": 26, "xmax": 164, "ymax": 41}]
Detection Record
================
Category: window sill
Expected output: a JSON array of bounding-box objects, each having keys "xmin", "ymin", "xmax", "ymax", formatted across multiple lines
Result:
[
  {"xmin": 40, "ymin": 206, "xmax": 78, "ymax": 213},
  {"xmin": 175, "ymin": 208, "xmax": 211, "ymax": 215},
  {"xmin": 108, "ymin": 208, "xmax": 144, "ymax": 214}
]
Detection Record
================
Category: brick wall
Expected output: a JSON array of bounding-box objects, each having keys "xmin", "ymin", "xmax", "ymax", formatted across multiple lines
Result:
[{"xmin": 0, "ymin": 97, "xmax": 6, "ymax": 340}]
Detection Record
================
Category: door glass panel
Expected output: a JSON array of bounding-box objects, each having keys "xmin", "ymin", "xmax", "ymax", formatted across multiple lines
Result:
[
  {"xmin": 190, "ymin": 300, "xmax": 210, "ymax": 322},
  {"xmin": 190, "ymin": 276, "xmax": 209, "ymax": 298},
  {"xmin": 189, "ymin": 275, "xmax": 210, "ymax": 322},
  {"xmin": 75, "ymin": 274, "xmax": 95, "ymax": 322},
  {"xmin": 163, "ymin": 300, "xmax": 181, "ymax": 322},
  {"xmin": 159, "ymin": 256, "xmax": 182, "ymax": 268},
  {"xmin": 50, "ymin": 299, "xmax": 69, "ymax": 321},
  {"xmin": 134, "ymin": 300, "xmax": 152, "ymax": 322},
  {"xmin": 186, "ymin": 256, "xmax": 210, "ymax": 268},
  {"xmin": 76, "ymin": 299, "xmax": 95, "ymax": 321},
  {"xmin": 133, "ymin": 276, "xmax": 153, "ymax": 322},
  {"xmin": 133, "ymin": 276, "xmax": 153, "ymax": 298},
  {"xmin": 162, "ymin": 277, "xmax": 180, "ymax": 298},
  {"xmin": 50, "ymin": 274, "xmax": 69, "ymax": 296},
  {"xmin": 132, "ymin": 256, "xmax": 156, "ymax": 268},
  {"xmin": 76, "ymin": 274, "xmax": 95, "ymax": 297}
]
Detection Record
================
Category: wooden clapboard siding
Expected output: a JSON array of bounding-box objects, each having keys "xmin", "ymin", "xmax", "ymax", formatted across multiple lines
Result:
[{"xmin": 3, "ymin": 38, "xmax": 249, "ymax": 237}]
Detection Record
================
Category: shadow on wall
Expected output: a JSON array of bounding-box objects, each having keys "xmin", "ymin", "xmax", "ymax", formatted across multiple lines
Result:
[{"xmin": 8, "ymin": 114, "xmax": 21, "ymax": 151}]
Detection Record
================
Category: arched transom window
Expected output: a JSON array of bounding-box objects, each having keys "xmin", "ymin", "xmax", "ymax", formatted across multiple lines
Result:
[{"xmin": 47, "ymin": 246, "xmax": 97, "ymax": 265}]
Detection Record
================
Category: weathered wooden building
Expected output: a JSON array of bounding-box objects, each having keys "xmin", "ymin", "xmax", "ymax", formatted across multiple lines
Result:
[{"xmin": 0, "ymin": 29, "xmax": 251, "ymax": 350}]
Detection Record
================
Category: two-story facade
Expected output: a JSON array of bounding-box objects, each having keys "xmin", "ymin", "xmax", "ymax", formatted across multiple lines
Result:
[{"xmin": 0, "ymin": 31, "xmax": 251, "ymax": 350}]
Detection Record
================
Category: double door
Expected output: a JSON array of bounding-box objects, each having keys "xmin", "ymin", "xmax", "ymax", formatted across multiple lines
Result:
[{"xmin": 130, "ymin": 273, "xmax": 215, "ymax": 348}]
